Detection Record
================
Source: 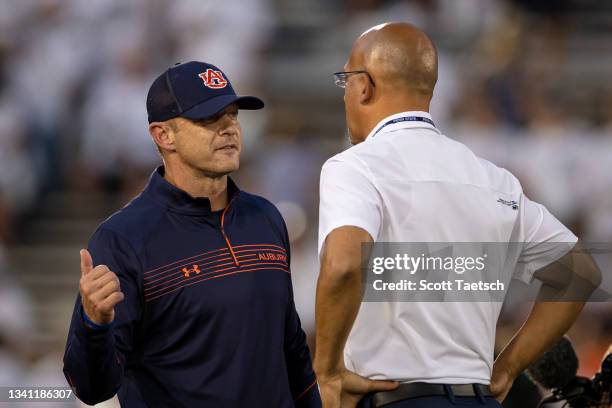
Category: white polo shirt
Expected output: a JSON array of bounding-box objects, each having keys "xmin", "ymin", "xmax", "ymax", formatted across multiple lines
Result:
[{"xmin": 318, "ymin": 111, "xmax": 577, "ymax": 384}]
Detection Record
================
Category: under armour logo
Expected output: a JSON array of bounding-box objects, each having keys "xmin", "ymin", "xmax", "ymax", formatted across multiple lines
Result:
[{"xmin": 182, "ymin": 264, "xmax": 201, "ymax": 277}]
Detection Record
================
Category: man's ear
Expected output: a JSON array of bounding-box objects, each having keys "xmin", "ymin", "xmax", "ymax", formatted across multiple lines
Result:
[
  {"xmin": 358, "ymin": 75, "xmax": 374, "ymax": 105},
  {"xmin": 149, "ymin": 121, "xmax": 176, "ymax": 153}
]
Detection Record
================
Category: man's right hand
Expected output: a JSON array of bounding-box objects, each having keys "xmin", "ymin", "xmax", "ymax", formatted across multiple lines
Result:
[
  {"xmin": 317, "ymin": 368, "xmax": 398, "ymax": 408},
  {"xmin": 79, "ymin": 249, "xmax": 125, "ymax": 325}
]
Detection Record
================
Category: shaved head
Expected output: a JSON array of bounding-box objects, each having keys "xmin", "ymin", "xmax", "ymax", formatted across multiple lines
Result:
[
  {"xmin": 351, "ymin": 22, "xmax": 437, "ymax": 97},
  {"xmin": 341, "ymin": 22, "xmax": 438, "ymax": 144}
]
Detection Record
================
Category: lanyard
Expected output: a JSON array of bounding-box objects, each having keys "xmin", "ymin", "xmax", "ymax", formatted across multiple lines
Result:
[{"xmin": 371, "ymin": 116, "xmax": 436, "ymax": 138}]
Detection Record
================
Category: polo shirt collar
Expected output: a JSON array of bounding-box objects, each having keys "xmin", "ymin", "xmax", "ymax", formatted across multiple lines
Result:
[
  {"xmin": 365, "ymin": 111, "xmax": 440, "ymax": 141},
  {"xmin": 143, "ymin": 166, "xmax": 240, "ymax": 216}
]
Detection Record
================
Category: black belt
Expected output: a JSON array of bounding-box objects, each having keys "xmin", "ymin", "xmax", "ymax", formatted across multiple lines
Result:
[{"xmin": 368, "ymin": 383, "xmax": 493, "ymax": 407}]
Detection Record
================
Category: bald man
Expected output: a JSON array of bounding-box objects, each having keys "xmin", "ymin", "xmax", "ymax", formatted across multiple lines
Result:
[{"xmin": 314, "ymin": 22, "xmax": 598, "ymax": 408}]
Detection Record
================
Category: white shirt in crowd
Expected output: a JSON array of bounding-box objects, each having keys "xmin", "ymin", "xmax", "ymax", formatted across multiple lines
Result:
[{"xmin": 318, "ymin": 111, "xmax": 577, "ymax": 384}]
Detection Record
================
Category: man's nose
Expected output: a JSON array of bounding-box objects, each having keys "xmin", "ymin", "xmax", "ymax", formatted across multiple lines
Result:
[{"xmin": 218, "ymin": 115, "xmax": 239, "ymax": 135}]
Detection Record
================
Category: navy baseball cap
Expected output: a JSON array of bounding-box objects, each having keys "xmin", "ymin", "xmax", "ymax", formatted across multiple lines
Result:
[{"xmin": 146, "ymin": 61, "xmax": 264, "ymax": 123}]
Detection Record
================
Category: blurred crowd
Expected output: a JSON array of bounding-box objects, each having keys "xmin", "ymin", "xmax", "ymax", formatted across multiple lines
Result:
[{"xmin": 0, "ymin": 0, "xmax": 611, "ymax": 406}]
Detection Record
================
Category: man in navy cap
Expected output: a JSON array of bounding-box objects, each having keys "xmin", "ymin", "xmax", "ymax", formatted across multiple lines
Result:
[{"xmin": 63, "ymin": 61, "xmax": 321, "ymax": 408}]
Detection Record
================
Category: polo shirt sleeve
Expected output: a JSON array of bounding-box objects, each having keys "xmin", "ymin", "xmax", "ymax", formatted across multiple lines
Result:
[
  {"xmin": 514, "ymin": 195, "xmax": 578, "ymax": 283},
  {"xmin": 318, "ymin": 155, "xmax": 382, "ymax": 257}
]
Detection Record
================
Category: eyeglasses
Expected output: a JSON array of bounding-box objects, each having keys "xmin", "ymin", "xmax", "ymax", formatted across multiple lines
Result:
[{"xmin": 333, "ymin": 70, "xmax": 375, "ymax": 88}]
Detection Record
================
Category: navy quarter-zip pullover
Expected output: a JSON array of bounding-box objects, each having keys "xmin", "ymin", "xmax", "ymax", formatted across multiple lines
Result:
[{"xmin": 63, "ymin": 166, "xmax": 320, "ymax": 408}]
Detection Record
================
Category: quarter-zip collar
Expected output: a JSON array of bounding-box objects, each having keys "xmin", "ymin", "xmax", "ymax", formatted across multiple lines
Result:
[{"xmin": 143, "ymin": 166, "xmax": 240, "ymax": 216}]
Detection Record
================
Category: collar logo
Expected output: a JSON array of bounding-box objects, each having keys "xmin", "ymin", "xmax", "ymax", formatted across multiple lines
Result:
[
  {"xmin": 497, "ymin": 198, "xmax": 519, "ymax": 210},
  {"xmin": 198, "ymin": 69, "xmax": 228, "ymax": 89},
  {"xmin": 182, "ymin": 264, "xmax": 201, "ymax": 277}
]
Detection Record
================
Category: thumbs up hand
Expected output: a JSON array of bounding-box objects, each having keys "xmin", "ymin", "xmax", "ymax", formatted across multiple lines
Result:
[{"xmin": 79, "ymin": 249, "xmax": 125, "ymax": 326}]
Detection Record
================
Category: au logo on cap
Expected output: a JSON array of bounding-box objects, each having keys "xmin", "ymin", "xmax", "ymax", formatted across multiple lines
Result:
[{"xmin": 198, "ymin": 69, "xmax": 228, "ymax": 89}]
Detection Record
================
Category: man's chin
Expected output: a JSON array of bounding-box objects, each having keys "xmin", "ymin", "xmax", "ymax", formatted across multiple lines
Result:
[{"xmin": 200, "ymin": 162, "xmax": 239, "ymax": 178}]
